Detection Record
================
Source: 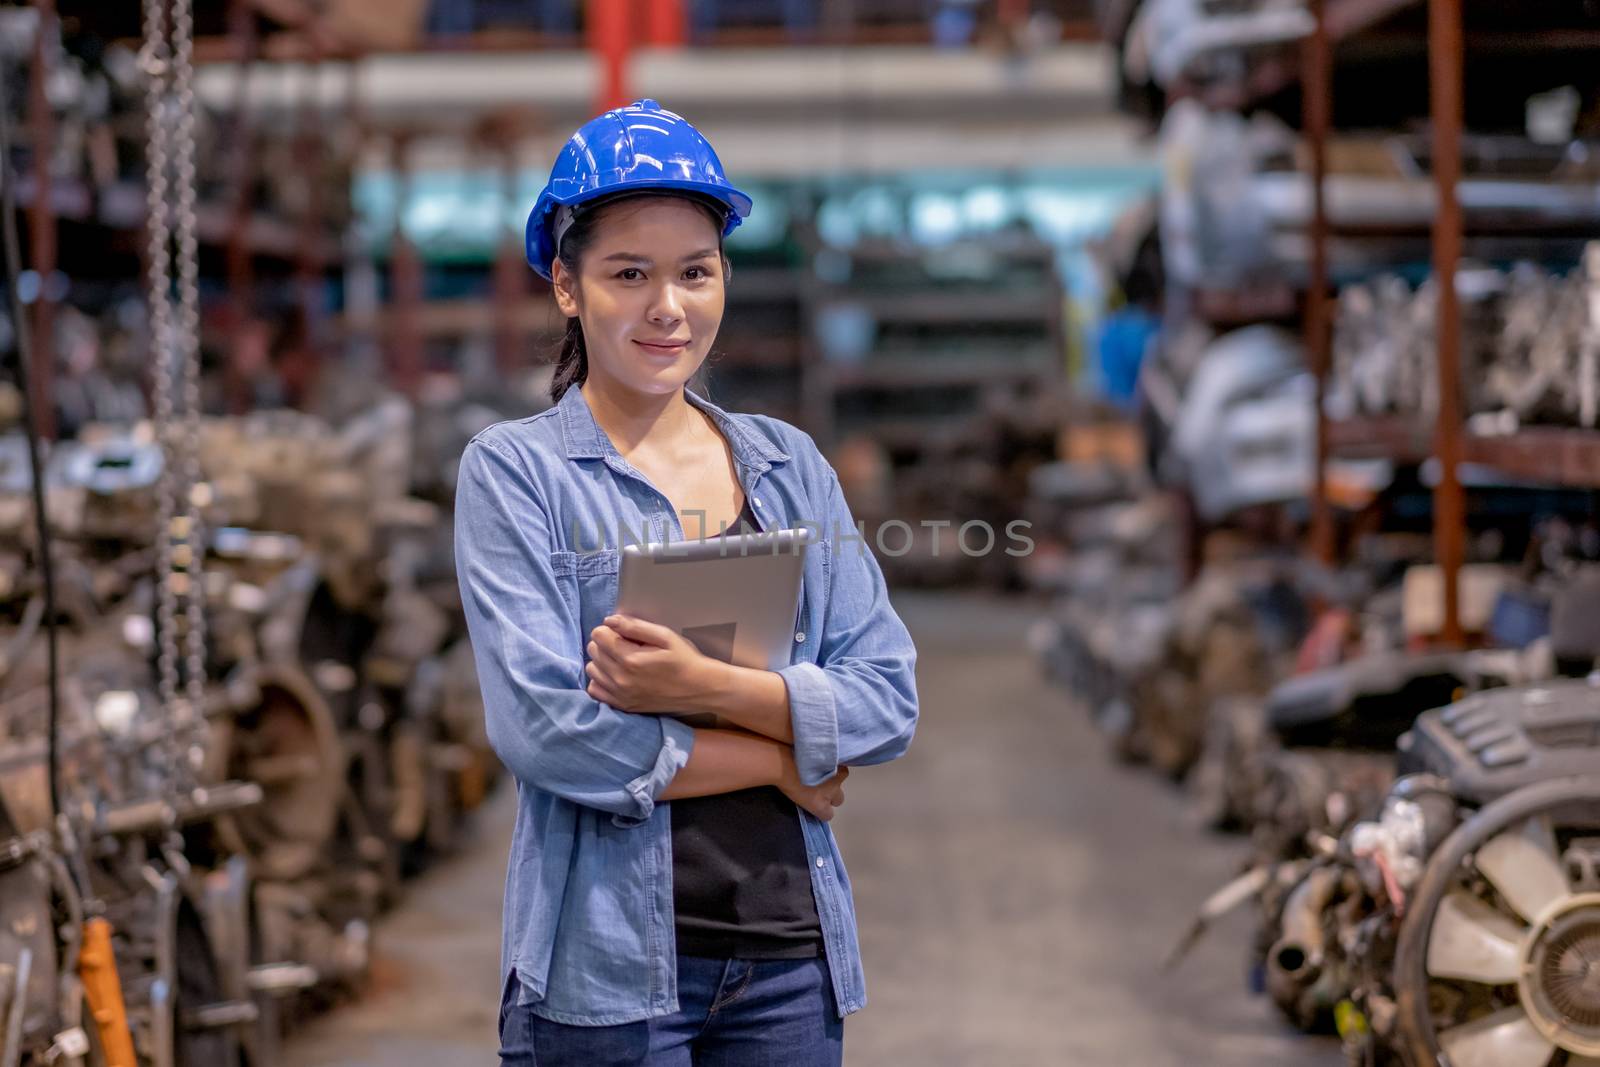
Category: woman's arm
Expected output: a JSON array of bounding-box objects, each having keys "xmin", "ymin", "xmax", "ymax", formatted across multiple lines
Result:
[
  {"xmin": 686, "ymin": 661, "xmax": 794, "ymax": 744},
  {"xmin": 585, "ymin": 458, "xmax": 921, "ymax": 774},
  {"xmin": 661, "ymin": 727, "xmax": 848, "ymax": 820},
  {"xmin": 456, "ymin": 438, "xmax": 697, "ymax": 828},
  {"xmin": 774, "ymin": 463, "xmax": 920, "ymax": 786},
  {"xmin": 584, "ymin": 616, "xmax": 795, "ymax": 744},
  {"xmin": 458, "ymin": 436, "xmax": 847, "ymax": 823}
]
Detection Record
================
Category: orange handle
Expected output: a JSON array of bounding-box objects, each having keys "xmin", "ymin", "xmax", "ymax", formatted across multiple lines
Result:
[{"xmin": 78, "ymin": 917, "xmax": 138, "ymax": 1067}]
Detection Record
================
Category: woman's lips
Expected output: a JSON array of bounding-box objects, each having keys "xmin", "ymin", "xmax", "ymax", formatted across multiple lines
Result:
[{"xmin": 633, "ymin": 339, "xmax": 688, "ymax": 358}]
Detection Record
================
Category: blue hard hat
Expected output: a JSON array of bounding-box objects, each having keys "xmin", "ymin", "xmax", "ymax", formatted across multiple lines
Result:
[{"xmin": 525, "ymin": 98, "xmax": 753, "ymax": 282}]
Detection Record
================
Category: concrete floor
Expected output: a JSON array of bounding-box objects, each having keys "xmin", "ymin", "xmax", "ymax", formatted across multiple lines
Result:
[{"xmin": 286, "ymin": 589, "xmax": 1342, "ymax": 1067}]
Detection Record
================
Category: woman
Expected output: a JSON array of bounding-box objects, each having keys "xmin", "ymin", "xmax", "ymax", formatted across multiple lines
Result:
[{"xmin": 454, "ymin": 99, "xmax": 920, "ymax": 1066}]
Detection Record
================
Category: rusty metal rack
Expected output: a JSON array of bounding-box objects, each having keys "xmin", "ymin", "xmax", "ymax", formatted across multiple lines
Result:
[
  {"xmin": 1319, "ymin": 0, "xmax": 1600, "ymax": 643},
  {"xmin": 1181, "ymin": 0, "xmax": 1600, "ymax": 644}
]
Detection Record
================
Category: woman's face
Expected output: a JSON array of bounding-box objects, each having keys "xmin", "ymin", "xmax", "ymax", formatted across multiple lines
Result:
[{"xmin": 552, "ymin": 196, "xmax": 726, "ymax": 397}]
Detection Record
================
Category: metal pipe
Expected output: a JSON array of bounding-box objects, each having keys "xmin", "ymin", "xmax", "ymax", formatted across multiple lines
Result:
[
  {"xmin": 1, "ymin": 947, "xmax": 31, "ymax": 1067},
  {"xmin": 149, "ymin": 872, "xmax": 178, "ymax": 1067},
  {"xmin": 1428, "ymin": 0, "xmax": 1465, "ymax": 647},
  {"xmin": 1265, "ymin": 865, "xmax": 1341, "ymax": 1014}
]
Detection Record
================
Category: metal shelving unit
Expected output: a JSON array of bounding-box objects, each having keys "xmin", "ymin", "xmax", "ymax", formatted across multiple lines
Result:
[
  {"xmin": 1167, "ymin": 0, "xmax": 1600, "ymax": 642},
  {"xmin": 12, "ymin": 0, "xmax": 368, "ymax": 425},
  {"xmin": 802, "ymin": 233, "xmax": 1066, "ymax": 454},
  {"xmin": 1304, "ymin": 0, "xmax": 1600, "ymax": 642},
  {"xmin": 1462, "ymin": 427, "xmax": 1600, "ymax": 488}
]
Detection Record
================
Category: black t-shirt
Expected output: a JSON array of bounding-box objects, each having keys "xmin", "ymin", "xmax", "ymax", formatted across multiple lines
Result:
[{"xmin": 670, "ymin": 496, "xmax": 824, "ymax": 959}]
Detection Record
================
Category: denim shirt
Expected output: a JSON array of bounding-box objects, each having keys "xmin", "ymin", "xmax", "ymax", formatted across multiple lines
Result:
[{"xmin": 453, "ymin": 382, "xmax": 920, "ymax": 1026}]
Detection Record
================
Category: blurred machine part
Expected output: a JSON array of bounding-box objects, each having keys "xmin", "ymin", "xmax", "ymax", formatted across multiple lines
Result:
[
  {"xmin": 1165, "ymin": 325, "xmax": 1315, "ymax": 523},
  {"xmin": 1330, "ymin": 247, "xmax": 1600, "ymax": 430},
  {"xmin": 1234, "ymin": 680, "xmax": 1600, "ymax": 1064}
]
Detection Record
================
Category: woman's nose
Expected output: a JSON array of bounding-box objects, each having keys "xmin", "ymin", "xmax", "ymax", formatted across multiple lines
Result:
[{"xmin": 648, "ymin": 283, "xmax": 684, "ymax": 324}]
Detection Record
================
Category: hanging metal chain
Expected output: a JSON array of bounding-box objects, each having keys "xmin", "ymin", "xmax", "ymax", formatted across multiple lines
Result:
[
  {"xmin": 140, "ymin": 0, "xmax": 206, "ymax": 793},
  {"xmin": 170, "ymin": 0, "xmax": 208, "ymax": 777}
]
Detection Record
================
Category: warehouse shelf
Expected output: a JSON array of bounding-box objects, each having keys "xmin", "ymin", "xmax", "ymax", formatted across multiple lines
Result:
[
  {"xmin": 825, "ymin": 355, "xmax": 1058, "ymax": 390},
  {"xmin": 1325, "ymin": 415, "xmax": 1432, "ymax": 462},
  {"xmin": 818, "ymin": 290, "xmax": 1062, "ymax": 328},
  {"xmin": 339, "ymin": 297, "xmax": 561, "ymax": 339},
  {"xmin": 802, "ymin": 229, "xmax": 1065, "ymax": 454},
  {"xmin": 1326, "ymin": 416, "xmax": 1600, "ymax": 491},
  {"xmin": 845, "ymin": 414, "xmax": 991, "ymax": 452},
  {"xmin": 1189, "ymin": 0, "xmax": 1416, "ymax": 110},
  {"xmin": 708, "ymin": 342, "xmax": 804, "ymax": 371},
  {"xmin": 839, "ymin": 234, "xmax": 1063, "ymax": 265},
  {"xmin": 1463, "ymin": 427, "xmax": 1600, "ymax": 490},
  {"xmin": 1193, "ymin": 286, "xmax": 1299, "ymax": 326},
  {"xmin": 1147, "ymin": 0, "xmax": 1600, "ymax": 641},
  {"xmin": 726, "ymin": 266, "xmax": 805, "ymax": 303},
  {"xmin": 12, "ymin": 174, "xmax": 341, "ymax": 264},
  {"xmin": 65, "ymin": 0, "xmax": 366, "ymax": 61},
  {"xmin": 260, "ymin": 4, "xmax": 1098, "ymax": 55},
  {"xmin": 1181, "ymin": 0, "xmax": 1600, "ymax": 127}
]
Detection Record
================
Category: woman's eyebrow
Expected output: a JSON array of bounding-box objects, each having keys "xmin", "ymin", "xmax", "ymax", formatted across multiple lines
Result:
[{"xmin": 600, "ymin": 249, "xmax": 717, "ymax": 265}]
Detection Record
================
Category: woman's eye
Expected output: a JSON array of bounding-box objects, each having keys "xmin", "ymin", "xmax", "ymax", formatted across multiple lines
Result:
[
  {"xmin": 617, "ymin": 268, "xmax": 642, "ymax": 280},
  {"xmin": 684, "ymin": 267, "xmax": 709, "ymax": 281}
]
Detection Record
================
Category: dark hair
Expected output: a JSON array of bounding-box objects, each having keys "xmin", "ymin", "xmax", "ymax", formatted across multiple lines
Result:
[{"xmin": 549, "ymin": 192, "xmax": 731, "ymax": 404}]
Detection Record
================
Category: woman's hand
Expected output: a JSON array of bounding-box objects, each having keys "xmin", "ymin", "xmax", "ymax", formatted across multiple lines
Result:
[
  {"xmin": 778, "ymin": 761, "xmax": 849, "ymax": 822},
  {"xmin": 585, "ymin": 614, "xmax": 718, "ymax": 713}
]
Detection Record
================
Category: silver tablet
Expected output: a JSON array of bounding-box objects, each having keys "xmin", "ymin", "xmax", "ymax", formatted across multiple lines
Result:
[{"xmin": 617, "ymin": 526, "xmax": 817, "ymax": 727}]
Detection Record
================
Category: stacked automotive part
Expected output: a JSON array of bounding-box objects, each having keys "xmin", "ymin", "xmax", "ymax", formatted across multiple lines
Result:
[
  {"xmin": 0, "ymin": 398, "xmax": 499, "ymax": 1064},
  {"xmin": 1246, "ymin": 681, "xmax": 1600, "ymax": 1067},
  {"xmin": 0, "ymin": 2, "xmax": 502, "ymax": 1057},
  {"xmin": 1329, "ymin": 249, "xmax": 1600, "ymax": 430}
]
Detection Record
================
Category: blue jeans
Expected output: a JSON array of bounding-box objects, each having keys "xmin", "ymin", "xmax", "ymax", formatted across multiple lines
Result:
[{"xmin": 498, "ymin": 955, "xmax": 844, "ymax": 1066}]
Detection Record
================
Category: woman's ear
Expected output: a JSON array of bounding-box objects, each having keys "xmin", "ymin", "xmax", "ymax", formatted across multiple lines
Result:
[{"xmin": 551, "ymin": 258, "xmax": 580, "ymax": 317}]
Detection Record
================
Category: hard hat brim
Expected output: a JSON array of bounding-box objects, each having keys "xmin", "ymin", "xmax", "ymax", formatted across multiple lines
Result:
[{"xmin": 525, "ymin": 179, "xmax": 753, "ymax": 282}]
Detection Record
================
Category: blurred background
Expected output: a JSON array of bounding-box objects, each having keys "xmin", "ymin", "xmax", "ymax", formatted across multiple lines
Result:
[{"xmin": 4, "ymin": 1, "xmax": 1600, "ymax": 1065}]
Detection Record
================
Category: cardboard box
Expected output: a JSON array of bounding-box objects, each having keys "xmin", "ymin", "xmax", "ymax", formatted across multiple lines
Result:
[
  {"xmin": 327, "ymin": 0, "xmax": 429, "ymax": 51},
  {"xmin": 1402, "ymin": 563, "xmax": 1511, "ymax": 638},
  {"xmin": 1057, "ymin": 421, "xmax": 1144, "ymax": 469}
]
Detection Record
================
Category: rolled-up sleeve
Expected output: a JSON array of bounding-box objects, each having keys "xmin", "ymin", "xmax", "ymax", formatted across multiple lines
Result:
[
  {"xmin": 454, "ymin": 437, "xmax": 695, "ymax": 827},
  {"xmin": 777, "ymin": 464, "xmax": 919, "ymax": 786}
]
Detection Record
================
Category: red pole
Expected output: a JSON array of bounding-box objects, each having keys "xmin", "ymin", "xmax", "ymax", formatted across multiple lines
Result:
[
  {"xmin": 388, "ymin": 134, "xmax": 424, "ymax": 397},
  {"xmin": 588, "ymin": 0, "xmax": 633, "ymax": 114},
  {"xmin": 294, "ymin": 49, "xmax": 326, "ymax": 398},
  {"xmin": 223, "ymin": 0, "xmax": 258, "ymax": 414},
  {"xmin": 27, "ymin": 0, "xmax": 56, "ymax": 439},
  {"xmin": 1305, "ymin": 0, "xmax": 1334, "ymax": 563},
  {"xmin": 493, "ymin": 138, "xmax": 526, "ymax": 380},
  {"xmin": 642, "ymin": 0, "xmax": 687, "ymax": 47},
  {"xmin": 1429, "ymin": 0, "xmax": 1465, "ymax": 646},
  {"xmin": 998, "ymin": 0, "xmax": 1029, "ymax": 30}
]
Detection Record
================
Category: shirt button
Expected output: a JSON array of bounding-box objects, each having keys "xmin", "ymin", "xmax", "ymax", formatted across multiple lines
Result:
[
  {"xmin": 816, "ymin": 857, "xmax": 826, "ymax": 868},
  {"xmin": 794, "ymin": 631, "xmax": 805, "ymax": 642},
  {"xmin": 753, "ymin": 496, "xmax": 762, "ymax": 507}
]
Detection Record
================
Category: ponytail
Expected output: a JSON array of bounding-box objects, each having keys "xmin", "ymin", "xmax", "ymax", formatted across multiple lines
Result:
[{"xmin": 551, "ymin": 316, "xmax": 587, "ymax": 404}]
